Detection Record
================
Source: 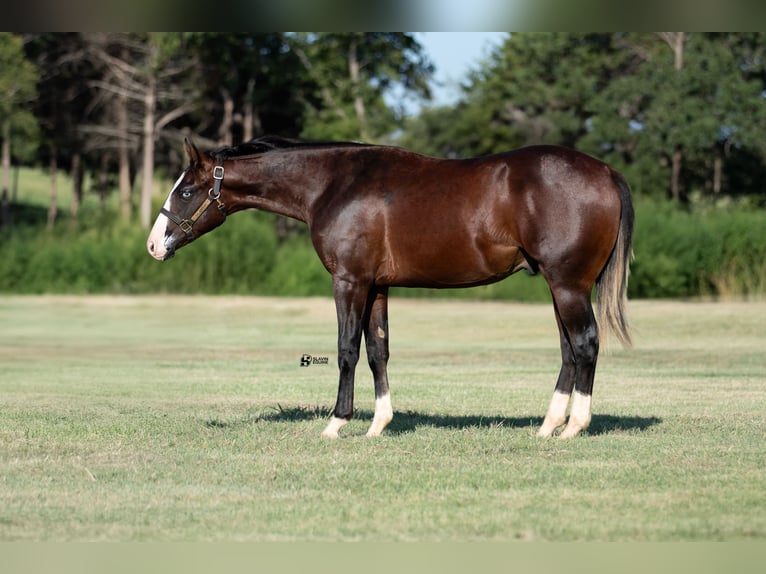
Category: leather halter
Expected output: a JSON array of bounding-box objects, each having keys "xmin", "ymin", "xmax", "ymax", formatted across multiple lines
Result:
[{"xmin": 161, "ymin": 159, "xmax": 227, "ymax": 240}]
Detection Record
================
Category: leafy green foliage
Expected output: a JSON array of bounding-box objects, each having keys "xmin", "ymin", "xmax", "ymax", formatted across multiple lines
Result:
[
  {"xmin": 631, "ymin": 200, "xmax": 766, "ymax": 298},
  {"xmin": 0, "ymin": 33, "xmax": 40, "ymax": 163},
  {"xmin": 0, "ymin": 34, "xmax": 38, "ymax": 122},
  {"xmin": 295, "ymin": 33, "xmax": 433, "ymax": 141}
]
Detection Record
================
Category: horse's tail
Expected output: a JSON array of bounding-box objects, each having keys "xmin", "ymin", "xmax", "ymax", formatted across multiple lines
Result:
[{"xmin": 596, "ymin": 170, "xmax": 635, "ymax": 349}]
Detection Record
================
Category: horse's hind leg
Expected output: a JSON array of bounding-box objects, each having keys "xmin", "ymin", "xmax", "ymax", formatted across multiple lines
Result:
[
  {"xmin": 364, "ymin": 287, "xmax": 393, "ymax": 437},
  {"xmin": 538, "ymin": 285, "xmax": 599, "ymax": 439}
]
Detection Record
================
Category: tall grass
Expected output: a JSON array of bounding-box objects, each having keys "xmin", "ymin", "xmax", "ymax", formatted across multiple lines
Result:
[{"xmin": 631, "ymin": 200, "xmax": 766, "ymax": 299}]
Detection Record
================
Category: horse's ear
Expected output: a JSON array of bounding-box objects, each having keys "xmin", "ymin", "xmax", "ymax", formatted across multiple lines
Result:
[{"xmin": 184, "ymin": 137, "xmax": 202, "ymax": 167}]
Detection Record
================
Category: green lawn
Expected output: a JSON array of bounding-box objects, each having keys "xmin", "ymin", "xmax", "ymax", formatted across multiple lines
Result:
[{"xmin": 0, "ymin": 296, "xmax": 764, "ymax": 541}]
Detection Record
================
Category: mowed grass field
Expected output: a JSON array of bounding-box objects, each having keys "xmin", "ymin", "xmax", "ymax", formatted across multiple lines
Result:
[{"xmin": 0, "ymin": 295, "xmax": 764, "ymax": 541}]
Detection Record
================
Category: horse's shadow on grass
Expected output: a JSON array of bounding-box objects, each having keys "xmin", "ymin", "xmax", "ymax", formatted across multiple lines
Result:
[
  {"xmin": 209, "ymin": 404, "xmax": 661, "ymax": 437},
  {"xmin": 386, "ymin": 411, "xmax": 662, "ymax": 436}
]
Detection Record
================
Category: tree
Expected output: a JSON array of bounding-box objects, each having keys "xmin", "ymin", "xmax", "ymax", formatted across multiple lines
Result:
[
  {"xmin": 290, "ymin": 33, "xmax": 433, "ymax": 141},
  {"xmin": 656, "ymin": 33, "xmax": 686, "ymax": 202},
  {"xmin": 182, "ymin": 33, "xmax": 310, "ymax": 146},
  {"xmin": 0, "ymin": 33, "xmax": 39, "ymax": 227},
  {"xmin": 403, "ymin": 33, "xmax": 628, "ymax": 158},
  {"xmin": 470, "ymin": 33, "xmax": 627, "ymax": 151},
  {"xmin": 24, "ymin": 33, "xmax": 101, "ymax": 226},
  {"xmin": 405, "ymin": 33, "xmax": 766, "ymax": 202},
  {"xmin": 80, "ymin": 33, "xmax": 198, "ymax": 227},
  {"xmin": 583, "ymin": 33, "xmax": 766, "ymax": 201},
  {"xmin": 398, "ymin": 100, "xmax": 507, "ymax": 158},
  {"xmin": 137, "ymin": 34, "xmax": 198, "ymax": 230},
  {"xmin": 78, "ymin": 33, "xmax": 144, "ymax": 222}
]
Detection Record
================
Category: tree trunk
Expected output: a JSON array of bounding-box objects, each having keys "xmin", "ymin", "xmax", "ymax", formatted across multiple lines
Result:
[
  {"xmin": 140, "ymin": 72, "xmax": 157, "ymax": 229},
  {"xmin": 657, "ymin": 32, "xmax": 685, "ymax": 70},
  {"xmin": 98, "ymin": 152, "xmax": 110, "ymax": 213},
  {"xmin": 658, "ymin": 33, "xmax": 686, "ymax": 201},
  {"xmin": 243, "ymin": 78, "xmax": 256, "ymax": 142},
  {"xmin": 713, "ymin": 154, "xmax": 722, "ymax": 195},
  {"xmin": 47, "ymin": 147, "xmax": 58, "ymax": 231},
  {"xmin": 671, "ymin": 33, "xmax": 684, "ymax": 70},
  {"xmin": 70, "ymin": 152, "xmax": 82, "ymax": 219},
  {"xmin": 293, "ymin": 43, "xmax": 347, "ymax": 121},
  {"xmin": 1, "ymin": 120, "xmax": 9, "ymax": 196},
  {"xmin": 219, "ymin": 87, "xmax": 234, "ymax": 146},
  {"xmin": 0, "ymin": 188, "xmax": 9, "ymax": 228},
  {"xmin": 348, "ymin": 37, "xmax": 368, "ymax": 140},
  {"xmin": 1, "ymin": 120, "xmax": 10, "ymax": 227},
  {"xmin": 671, "ymin": 146, "xmax": 682, "ymax": 203},
  {"xmin": 117, "ymin": 88, "xmax": 132, "ymax": 221}
]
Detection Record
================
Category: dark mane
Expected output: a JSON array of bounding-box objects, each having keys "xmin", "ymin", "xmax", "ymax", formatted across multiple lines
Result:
[{"xmin": 208, "ymin": 135, "xmax": 374, "ymax": 160}]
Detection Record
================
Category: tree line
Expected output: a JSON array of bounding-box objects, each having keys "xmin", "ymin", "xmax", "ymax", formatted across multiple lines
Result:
[
  {"xmin": 1, "ymin": 33, "xmax": 765, "ymax": 301},
  {"xmin": 0, "ymin": 32, "xmax": 433, "ymax": 230},
  {"xmin": 3, "ymin": 32, "xmax": 766, "ymax": 232}
]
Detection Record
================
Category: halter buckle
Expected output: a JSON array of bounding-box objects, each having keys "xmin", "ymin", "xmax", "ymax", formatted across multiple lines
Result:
[
  {"xmin": 178, "ymin": 220, "xmax": 193, "ymax": 235},
  {"xmin": 210, "ymin": 163, "xmax": 225, "ymax": 199}
]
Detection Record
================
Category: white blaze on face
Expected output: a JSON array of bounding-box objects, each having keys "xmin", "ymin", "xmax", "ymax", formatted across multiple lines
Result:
[{"xmin": 146, "ymin": 171, "xmax": 186, "ymax": 261}]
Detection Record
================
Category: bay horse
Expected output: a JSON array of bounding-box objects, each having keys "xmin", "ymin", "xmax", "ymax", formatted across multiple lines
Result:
[{"xmin": 147, "ymin": 136, "xmax": 633, "ymax": 439}]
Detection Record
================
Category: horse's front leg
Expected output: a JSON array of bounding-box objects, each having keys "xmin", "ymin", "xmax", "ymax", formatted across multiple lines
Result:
[{"xmin": 321, "ymin": 276, "xmax": 369, "ymax": 439}]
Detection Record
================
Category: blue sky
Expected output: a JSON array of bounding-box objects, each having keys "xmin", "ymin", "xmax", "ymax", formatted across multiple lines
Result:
[
  {"xmin": 416, "ymin": 32, "xmax": 507, "ymax": 105},
  {"xmin": 386, "ymin": 32, "xmax": 507, "ymax": 115}
]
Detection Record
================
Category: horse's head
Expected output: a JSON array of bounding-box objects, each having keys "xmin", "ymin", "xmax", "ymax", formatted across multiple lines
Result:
[{"xmin": 146, "ymin": 139, "xmax": 229, "ymax": 261}]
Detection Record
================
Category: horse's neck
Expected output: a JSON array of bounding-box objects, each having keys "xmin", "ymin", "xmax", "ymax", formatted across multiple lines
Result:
[{"xmin": 225, "ymin": 154, "xmax": 326, "ymax": 224}]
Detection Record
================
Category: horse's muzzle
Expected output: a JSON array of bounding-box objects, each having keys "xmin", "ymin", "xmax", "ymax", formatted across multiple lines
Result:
[{"xmin": 146, "ymin": 236, "xmax": 176, "ymax": 261}]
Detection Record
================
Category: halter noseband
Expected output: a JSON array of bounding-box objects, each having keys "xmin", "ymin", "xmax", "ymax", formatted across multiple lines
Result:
[{"xmin": 161, "ymin": 159, "xmax": 228, "ymax": 240}]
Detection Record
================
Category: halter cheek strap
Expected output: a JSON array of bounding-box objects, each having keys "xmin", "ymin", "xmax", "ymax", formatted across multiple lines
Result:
[{"xmin": 161, "ymin": 159, "xmax": 227, "ymax": 240}]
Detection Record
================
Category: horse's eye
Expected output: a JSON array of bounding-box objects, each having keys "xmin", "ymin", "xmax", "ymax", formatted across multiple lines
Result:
[{"xmin": 180, "ymin": 189, "xmax": 192, "ymax": 200}]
